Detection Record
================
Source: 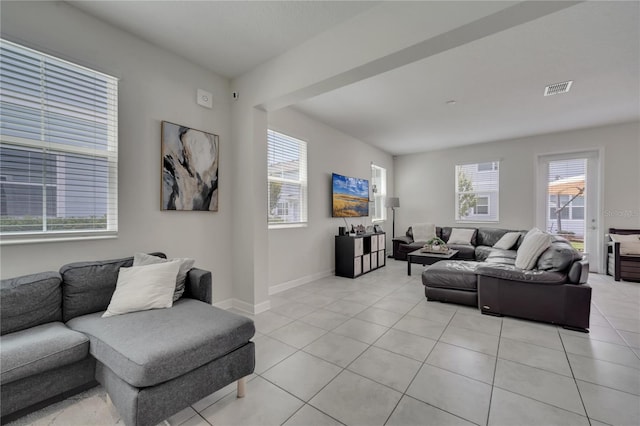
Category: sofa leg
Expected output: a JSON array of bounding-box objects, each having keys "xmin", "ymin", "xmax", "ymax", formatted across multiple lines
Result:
[
  {"xmin": 105, "ymin": 393, "xmax": 119, "ymax": 419},
  {"xmin": 237, "ymin": 377, "xmax": 246, "ymax": 398}
]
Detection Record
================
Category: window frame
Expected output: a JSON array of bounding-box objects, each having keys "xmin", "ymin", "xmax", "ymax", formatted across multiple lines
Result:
[
  {"xmin": 276, "ymin": 201, "xmax": 289, "ymax": 217},
  {"xmin": 0, "ymin": 39, "xmax": 118, "ymax": 244},
  {"xmin": 267, "ymin": 129, "xmax": 308, "ymax": 229},
  {"xmin": 474, "ymin": 195, "xmax": 490, "ymax": 215},
  {"xmin": 477, "ymin": 162, "xmax": 498, "ymax": 172},
  {"xmin": 370, "ymin": 164, "xmax": 387, "ymax": 223}
]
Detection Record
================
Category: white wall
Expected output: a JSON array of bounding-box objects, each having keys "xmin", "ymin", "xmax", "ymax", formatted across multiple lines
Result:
[
  {"xmin": 394, "ymin": 121, "xmax": 640, "ymax": 235},
  {"xmin": 267, "ymin": 108, "xmax": 394, "ymax": 290},
  {"xmin": 3, "ymin": 2, "xmax": 635, "ymax": 311},
  {"xmin": 227, "ymin": 1, "xmax": 555, "ymax": 311},
  {"xmin": 0, "ymin": 1, "xmax": 236, "ymax": 302}
]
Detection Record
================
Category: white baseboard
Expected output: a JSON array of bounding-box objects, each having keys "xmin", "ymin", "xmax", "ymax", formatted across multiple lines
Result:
[
  {"xmin": 268, "ymin": 269, "xmax": 334, "ymax": 295},
  {"xmin": 213, "ymin": 270, "xmax": 334, "ymax": 314},
  {"xmin": 212, "ymin": 299, "xmax": 233, "ymax": 310},
  {"xmin": 253, "ymin": 300, "xmax": 271, "ymax": 314},
  {"xmin": 233, "ymin": 298, "xmax": 272, "ymax": 315},
  {"xmin": 214, "ymin": 298, "xmax": 271, "ymax": 315}
]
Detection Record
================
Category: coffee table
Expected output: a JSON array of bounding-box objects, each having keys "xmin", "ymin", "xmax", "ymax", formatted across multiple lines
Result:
[{"xmin": 407, "ymin": 249, "xmax": 459, "ymax": 276}]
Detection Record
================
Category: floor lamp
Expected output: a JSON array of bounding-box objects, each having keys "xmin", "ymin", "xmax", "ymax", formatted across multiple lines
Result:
[{"xmin": 386, "ymin": 197, "xmax": 400, "ymax": 257}]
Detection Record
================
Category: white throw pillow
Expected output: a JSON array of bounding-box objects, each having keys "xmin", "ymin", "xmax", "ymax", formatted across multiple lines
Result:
[
  {"xmin": 102, "ymin": 261, "xmax": 181, "ymax": 318},
  {"xmin": 620, "ymin": 242, "xmax": 640, "ymax": 255},
  {"xmin": 610, "ymin": 234, "xmax": 640, "ymax": 243},
  {"xmin": 412, "ymin": 223, "xmax": 436, "ymax": 242},
  {"xmin": 134, "ymin": 253, "xmax": 195, "ymax": 301},
  {"xmin": 493, "ymin": 232, "xmax": 521, "ymax": 250},
  {"xmin": 525, "ymin": 227, "xmax": 543, "ymax": 238},
  {"xmin": 448, "ymin": 228, "xmax": 475, "ymax": 245},
  {"xmin": 515, "ymin": 229, "xmax": 553, "ymax": 270}
]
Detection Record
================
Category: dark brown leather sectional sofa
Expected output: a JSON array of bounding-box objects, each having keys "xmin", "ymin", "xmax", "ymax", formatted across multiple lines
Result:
[
  {"xmin": 392, "ymin": 226, "xmax": 525, "ymax": 261},
  {"xmin": 394, "ymin": 226, "xmax": 592, "ymax": 332}
]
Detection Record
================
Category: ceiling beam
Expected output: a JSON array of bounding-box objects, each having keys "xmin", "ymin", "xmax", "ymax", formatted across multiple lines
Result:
[{"xmin": 258, "ymin": 1, "xmax": 583, "ymax": 112}]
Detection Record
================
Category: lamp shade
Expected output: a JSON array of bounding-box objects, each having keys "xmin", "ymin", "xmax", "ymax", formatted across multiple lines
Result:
[{"xmin": 385, "ymin": 197, "xmax": 400, "ymax": 208}]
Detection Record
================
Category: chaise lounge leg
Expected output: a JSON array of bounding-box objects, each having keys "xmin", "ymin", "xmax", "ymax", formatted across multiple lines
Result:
[
  {"xmin": 105, "ymin": 393, "xmax": 120, "ymax": 419},
  {"xmin": 237, "ymin": 377, "xmax": 246, "ymax": 398}
]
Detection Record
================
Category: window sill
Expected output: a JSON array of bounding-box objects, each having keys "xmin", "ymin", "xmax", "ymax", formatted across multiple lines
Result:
[
  {"xmin": 455, "ymin": 220, "xmax": 500, "ymax": 224},
  {"xmin": 0, "ymin": 232, "xmax": 118, "ymax": 245},
  {"xmin": 268, "ymin": 223, "xmax": 308, "ymax": 230}
]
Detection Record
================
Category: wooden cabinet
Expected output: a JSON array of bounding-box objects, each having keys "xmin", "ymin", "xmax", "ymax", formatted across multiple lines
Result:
[{"xmin": 335, "ymin": 233, "xmax": 386, "ymax": 278}]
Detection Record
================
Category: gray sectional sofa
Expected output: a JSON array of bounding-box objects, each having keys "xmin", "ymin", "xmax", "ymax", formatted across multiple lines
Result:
[{"xmin": 0, "ymin": 253, "xmax": 255, "ymax": 426}]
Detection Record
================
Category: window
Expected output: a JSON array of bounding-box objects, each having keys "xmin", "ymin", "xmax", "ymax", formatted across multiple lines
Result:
[
  {"xmin": 370, "ymin": 164, "xmax": 387, "ymax": 222},
  {"xmin": 267, "ymin": 130, "xmax": 307, "ymax": 227},
  {"xmin": 276, "ymin": 202, "xmax": 289, "ymax": 217},
  {"xmin": 549, "ymin": 194, "xmax": 584, "ymax": 220},
  {"xmin": 455, "ymin": 161, "xmax": 499, "ymax": 222},
  {"xmin": 474, "ymin": 196, "xmax": 489, "ymax": 215},
  {"xmin": 0, "ymin": 39, "xmax": 118, "ymax": 241}
]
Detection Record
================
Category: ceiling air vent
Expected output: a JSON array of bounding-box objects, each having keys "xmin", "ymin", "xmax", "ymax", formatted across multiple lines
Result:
[{"xmin": 544, "ymin": 80, "xmax": 573, "ymax": 96}]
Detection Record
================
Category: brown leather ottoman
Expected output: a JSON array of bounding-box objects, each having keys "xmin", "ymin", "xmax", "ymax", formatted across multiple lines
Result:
[{"xmin": 421, "ymin": 260, "xmax": 480, "ymax": 307}]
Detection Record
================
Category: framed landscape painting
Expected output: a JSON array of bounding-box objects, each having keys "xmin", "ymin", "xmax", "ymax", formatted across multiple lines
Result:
[{"xmin": 161, "ymin": 121, "xmax": 219, "ymax": 211}]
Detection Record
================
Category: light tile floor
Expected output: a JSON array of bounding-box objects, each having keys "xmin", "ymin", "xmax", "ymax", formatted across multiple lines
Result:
[{"xmin": 7, "ymin": 261, "xmax": 640, "ymax": 426}]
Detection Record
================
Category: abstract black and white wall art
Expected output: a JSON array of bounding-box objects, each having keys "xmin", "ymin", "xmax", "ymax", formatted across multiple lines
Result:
[{"xmin": 161, "ymin": 121, "xmax": 219, "ymax": 211}]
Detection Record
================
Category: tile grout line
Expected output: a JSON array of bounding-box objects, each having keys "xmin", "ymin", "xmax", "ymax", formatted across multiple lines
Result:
[
  {"xmin": 558, "ymin": 325, "xmax": 592, "ymax": 423},
  {"xmin": 486, "ymin": 315, "xmax": 504, "ymax": 426}
]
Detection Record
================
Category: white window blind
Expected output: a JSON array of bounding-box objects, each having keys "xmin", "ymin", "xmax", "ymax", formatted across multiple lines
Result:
[
  {"xmin": 0, "ymin": 39, "xmax": 118, "ymax": 241},
  {"xmin": 267, "ymin": 130, "xmax": 307, "ymax": 227},
  {"xmin": 371, "ymin": 164, "xmax": 387, "ymax": 222},
  {"xmin": 455, "ymin": 161, "xmax": 499, "ymax": 222}
]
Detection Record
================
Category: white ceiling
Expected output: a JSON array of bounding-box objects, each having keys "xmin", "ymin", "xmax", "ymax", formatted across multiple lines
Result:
[
  {"xmin": 67, "ymin": 1, "xmax": 639, "ymax": 155},
  {"xmin": 68, "ymin": 0, "xmax": 378, "ymax": 78},
  {"xmin": 296, "ymin": 1, "xmax": 640, "ymax": 154}
]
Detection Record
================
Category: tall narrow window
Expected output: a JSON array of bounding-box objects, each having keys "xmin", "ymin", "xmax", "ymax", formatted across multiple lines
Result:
[
  {"xmin": 0, "ymin": 39, "xmax": 118, "ymax": 241},
  {"xmin": 455, "ymin": 161, "xmax": 499, "ymax": 222},
  {"xmin": 371, "ymin": 164, "xmax": 387, "ymax": 222},
  {"xmin": 267, "ymin": 130, "xmax": 307, "ymax": 227}
]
